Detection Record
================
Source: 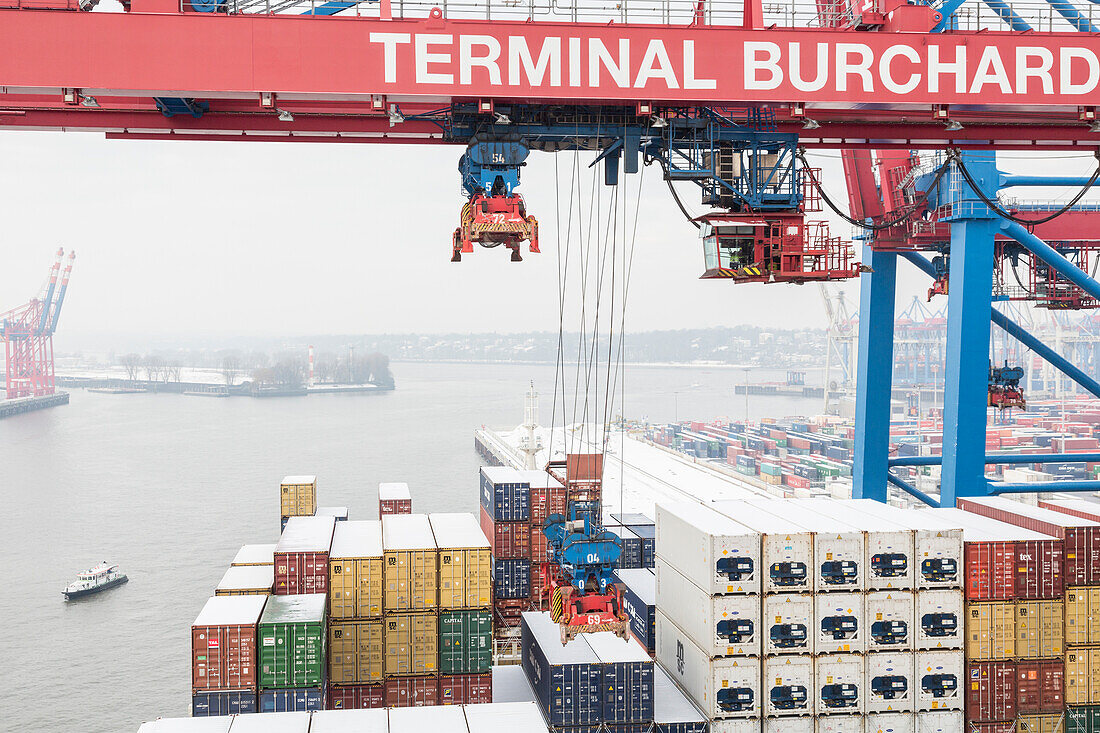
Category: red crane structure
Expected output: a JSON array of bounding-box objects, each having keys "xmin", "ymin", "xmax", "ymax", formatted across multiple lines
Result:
[{"xmin": 0, "ymin": 249, "xmax": 76, "ymax": 400}]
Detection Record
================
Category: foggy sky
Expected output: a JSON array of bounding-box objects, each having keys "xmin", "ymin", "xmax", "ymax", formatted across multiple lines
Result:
[{"xmin": 0, "ymin": 131, "xmax": 1094, "ymax": 351}]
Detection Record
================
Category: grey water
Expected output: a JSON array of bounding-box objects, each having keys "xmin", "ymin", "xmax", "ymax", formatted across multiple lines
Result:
[{"xmin": 0, "ymin": 361, "xmax": 818, "ymax": 733}]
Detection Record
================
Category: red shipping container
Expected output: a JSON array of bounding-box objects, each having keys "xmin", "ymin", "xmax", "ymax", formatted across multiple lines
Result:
[
  {"xmin": 967, "ymin": 661, "xmax": 1017, "ymax": 723},
  {"xmin": 529, "ymin": 525, "xmax": 550, "ymax": 564},
  {"xmin": 965, "ymin": 541, "xmax": 1017, "ymax": 601},
  {"xmin": 438, "ymin": 673, "xmax": 493, "ymax": 705},
  {"xmin": 1016, "ymin": 660, "xmax": 1065, "ymax": 715},
  {"xmin": 959, "ymin": 497, "xmax": 1099, "ymax": 586},
  {"xmin": 384, "ymin": 676, "xmax": 439, "ymax": 707},
  {"xmin": 326, "ymin": 683, "xmax": 384, "ymax": 709},
  {"xmin": 191, "ymin": 596, "xmax": 265, "ymax": 692},
  {"xmin": 274, "ymin": 550, "xmax": 329, "ymax": 595},
  {"xmin": 479, "ymin": 507, "xmax": 529, "ymax": 559},
  {"xmin": 529, "ymin": 484, "xmax": 567, "ymax": 528}
]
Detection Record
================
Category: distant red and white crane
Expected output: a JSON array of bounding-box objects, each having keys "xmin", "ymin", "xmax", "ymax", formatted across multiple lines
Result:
[{"xmin": 0, "ymin": 249, "xmax": 76, "ymax": 400}]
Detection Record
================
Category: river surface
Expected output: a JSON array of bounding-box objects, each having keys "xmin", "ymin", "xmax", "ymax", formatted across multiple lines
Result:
[{"xmin": 0, "ymin": 360, "xmax": 819, "ymax": 732}]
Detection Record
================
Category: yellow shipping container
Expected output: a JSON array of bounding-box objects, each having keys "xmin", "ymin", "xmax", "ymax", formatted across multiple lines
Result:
[
  {"xmin": 382, "ymin": 514, "xmax": 438, "ymax": 612},
  {"xmin": 967, "ymin": 601, "xmax": 1015, "ymax": 661},
  {"xmin": 1016, "ymin": 600, "xmax": 1065, "ymax": 659},
  {"xmin": 329, "ymin": 521, "xmax": 384, "ymax": 619},
  {"xmin": 384, "ymin": 612, "xmax": 439, "ymax": 676},
  {"xmin": 1066, "ymin": 647, "xmax": 1100, "ymax": 704},
  {"xmin": 328, "ymin": 619, "xmax": 384, "ymax": 684},
  {"xmin": 280, "ymin": 475, "xmax": 317, "ymax": 518},
  {"xmin": 1067, "ymin": 587, "xmax": 1100, "ymax": 646},
  {"xmin": 1016, "ymin": 715, "xmax": 1062, "ymax": 733},
  {"xmin": 429, "ymin": 513, "xmax": 492, "ymax": 610}
]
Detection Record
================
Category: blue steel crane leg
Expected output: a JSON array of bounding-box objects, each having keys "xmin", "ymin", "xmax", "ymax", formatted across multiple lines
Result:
[
  {"xmin": 1002, "ymin": 222, "xmax": 1100, "ymax": 303},
  {"xmin": 853, "ymin": 245, "xmax": 897, "ymax": 502},
  {"xmin": 940, "ymin": 218, "xmax": 998, "ymax": 507}
]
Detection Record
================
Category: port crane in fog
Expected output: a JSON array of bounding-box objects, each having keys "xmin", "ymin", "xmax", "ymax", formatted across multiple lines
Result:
[{"xmin": 0, "ymin": 249, "xmax": 75, "ymax": 400}]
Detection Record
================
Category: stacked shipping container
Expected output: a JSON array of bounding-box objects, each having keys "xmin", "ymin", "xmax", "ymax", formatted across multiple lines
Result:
[{"xmin": 326, "ymin": 520, "xmax": 385, "ymax": 709}]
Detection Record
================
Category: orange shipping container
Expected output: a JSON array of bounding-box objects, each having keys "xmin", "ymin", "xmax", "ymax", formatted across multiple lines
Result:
[
  {"xmin": 1065, "ymin": 647, "xmax": 1100, "ymax": 704},
  {"xmin": 1015, "ymin": 601, "xmax": 1064, "ymax": 659},
  {"xmin": 967, "ymin": 601, "xmax": 1015, "ymax": 661}
]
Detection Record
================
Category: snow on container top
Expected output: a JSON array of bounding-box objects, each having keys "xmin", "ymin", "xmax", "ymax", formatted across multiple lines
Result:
[
  {"xmin": 275, "ymin": 516, "xmax": 336, "ymax": 554},
  {"xmin": 655, "ymin": 500, "xmax": 761, "ymax": 595},
  {"xmin": 381, "ymin": 513, "xmax": 436, "ymax": 551},
  {"xmin": 316, "ymin": 506, "xmax": 349, "ymax": 520},
  {"xmin": 1039, "ymin": 498, "xmax": 1100, "ymax": 522},
  {"xmin": 136, "ymin": 717, "xmax": 234, "ymax": 733},
  {"xmin": 232, "ymin": 543, "xmax": 277, "ymax": 566},
  {"xmin": 928, "ymin": 508, "xmax": 1055, "ymax": 542},
  {"xmin": 379, "ymin": 482, "xmax": 411, "ymax": 501},
  {"xmin": 259, "ymin": 592, "xmax": 327, "ymax": 624},
  {"xmin": 389, "ymin": 705, "xmax": 469, "ymax": 733},
  {"xmin": 960, "ymin": 496, "xmax": 1100, "ymax": 533},
  {"xmin": 492, "ymin": 664, "xmax": 537, "ymax": 703},
  {"xmin": 281, "ymin": 475, "xmax": 317, "ymax": 486},
  {"xmin": 429, "ymin": 512, "xmax": 491, "ymax": 549},
  {"xmin": 308, "ymin": 709, "xmax": 388, "ymax": 733},
  {"xmin": 192, "ymin": 594, "xmax": 267, "ymax": 627},
  {"xmin": 329, "ymin": 520, "xmax": 383, "ymax": 559},
  {"xmin": 215, "ymin": 565, "xmax": 274, "ymax": 594},
  {"xmin": 224, "ymin": 711, "xmax": 311, "ymax": 733},
  {"xmin": 653, "ymin": 665, "xmax": 707, "ymax": 729},
  {"xmin": 465, "ymin": 702, "xmax": 550, "ymax": 733}
]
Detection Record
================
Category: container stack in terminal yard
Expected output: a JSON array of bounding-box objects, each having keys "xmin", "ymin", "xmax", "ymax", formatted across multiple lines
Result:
[
  {"xmin": 280, "ymin": 476, "xmax": 318, "ymax": 531},
  {"xmin": 326, "ymin": 520, "xmax": 385, "ymax": 709}
]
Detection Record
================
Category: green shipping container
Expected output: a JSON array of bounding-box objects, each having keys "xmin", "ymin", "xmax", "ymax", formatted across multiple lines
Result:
[
  {"xmin": 258, "ymin": 594, "xmax": 327, "ymax": 688},
  {"xmin": 439, "ymin": 609, "xmax": 491, "ymax": 674},
  {"xmin": 1069, "ymin": 706, "xmax": 1100, "ymax": 733}
]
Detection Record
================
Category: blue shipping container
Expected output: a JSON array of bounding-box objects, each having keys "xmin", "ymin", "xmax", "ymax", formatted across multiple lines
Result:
[
  {"xmin": 259, "ymin": 687, "xmax": 325, "ymax": 713},
  {"xmin": 521, "ymin": 612, "xmax": 603, "ymax": 726},
  {"xmin": 192, "ymin": 690, "xmax": 257, "ymax": 717},
  {"xmin": 494, "ymin": 557, "xmax": 531, "ymax": 599},
  {"xmin": 614, "ymin": 568, "xmax": 655, "ymax": 653},
  {"xmin": 480, "ymin": 467, "xmax": 531, "ymax": 522},
  {"xmin": 584, "ymin": 629, "xmax": 655, "ymax": 723}
]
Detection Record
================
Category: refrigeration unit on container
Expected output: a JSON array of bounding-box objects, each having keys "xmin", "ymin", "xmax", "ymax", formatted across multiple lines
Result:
[
  {"xmin": 192, "ymin": 690, "xmax": 258, "ymax": 716},
  {"xmin": 259, "ymin": 686, "xmax": 325, "ymax": 713},
  {"xmin": 439, "ymin": 609, "xmax": 492, "ymax": 674},
  {"xmin": 797, "ymin": 499, "xmax": 916, "ymax": 592},
  {"xmin": 655, "ymin": 611, "xmax": 762, "ymax": 720},
  {"xmin": 815, "ymin": 593, "xmax": 866, "ymax": 654},
  {"xmin": 328, "ymin": 619, "xmax": 384, "ymax": 684},
  {"xmin": 966, "ymin": 601, "xmax": 1015, "ymax": 661},
  {"xmin": 381, "ymin": 513, "xmax": 439, "ymax": 611},
  {"xmin": 430, "ymin": 513, "xmax": 492, "ymax": 610},
  {"xmin": 763, "ymin": 593, "xmax": 814, "ymax": 655},
  {"xmin": 480, "ymin": 468, "xmax": 531, "ymax": 522},
  {"xmin": 1067, "ymin": 586, "xmax": 1100, "ymax": 645},
  {"xmin": 378, "ymin": 482, "xmax": 412, "ymax": 516},
  {"xmin": 1016, "ymin": 659, "xmax": 1065, "ymax": 715},
  {"xmin": 915, "ymin": 710, "xmax": 963, "ymax": 733},
  {"xmin": 866, "ymin": 651, "xmax": 915, "ymax": 714},
  {"xmin": 215, "ymin": 565, "xmax": 274, "ymax": 596},
  {"xmin": 280, "ymin": 475, "xmax": 317, "ymax": 519},
  {"xmin": 232, "ymin": 544, "xmax": 277, "ymax": 567},
  {"xmin": 464, "ymin": 701, "xmax": 552, "ymax": 733},
  {"xmin": 258, "ymin": 593, "xmax": 327, "ymax": 689},
  {"xmin": 438, "ymin": 672, "xmax": 493, "ymax": 704},
  {"xmin": 520, "ymin": 611, "xmax": 603, "ymax": 727},
  {"xmin": 328, "ymin": 520, "xmax": 384, "ymax": 620},
  {"xmin": 311, "ymin": 709, "xmax": 387, "ymax": 730},
  {"xmin": 815, "ymin": 654, "xmax": 865, "ymax": 715},
  {"xmin": 913, "ymin": 589, "xmax": 962, "ymax": 651},
  {"xmin": 384, "ymin": 675, "xmax": 439, "ymax": 707},
  {"xmin": 656, "ymin": 559, "xmax": 760, "ymax": 657},
  {"xmin": 959, "ymin": 496, "xmax": 1100, "ymax": 586},
  {"xmin": 928, "ymin": 508, "xmax": 1064, "ymax": 600},
  {"xmin": 1066, "ymin": 647, "xmax": 1100, "ymax": 705},
  {"xmin": 325, "ymin": 682, "xmax": 384, "ymax": 709},
  {"xmin": 585, "ymin": 630, "xmax": 656, "ymax": 725},
  {"xmin": 866, "ymin": 712, "xmax": 915, "ymax": 733},
  {"xmin": 652, "ymin": 665, "xmax": 707, "ymax": 733},
  {"xmin": 383, "ymin": 611, "xmax": 439, "ymax": 676},
  {"xmin": 847, "ymin": 502, "xmax": 964, "ymax": 592},
  {"xmin": 191, "ymin": 594, "xmax": 267, "ymax": 692},
  {"xmin": 865, "ymin": 591, "xmax": 913, "ymax": 652},
  {"xmin": 614, "ymin": 568, "xmax": 655, "ymax": 653},
  {"xmin": 762, "ymin": 653, "xmax": 814, "ymax": 717},
  {"xmin": 965, "ymin": 659, "xmax": 1016, "ymax": 722},
  {"xmin": 1015, "ymin": 600, "xmax": 1065, "ymax": 659},
  {"xmin": 389, "ymin": 702, "xmax": 469, "ymax": 731},
  {"xmin": 654, "ymin": 501, "xmax": 760, "ymax": 595},
  {"xmin": 274, "ymin": 515, "xmax": 336, "ymax": 595},
  {"xmin": 913, "ymin": 650, "xmax": 962, "ymax": 712},
  {"xmin": 709, "ymin": 499, "xmax": 814, "ymax": 593}
]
